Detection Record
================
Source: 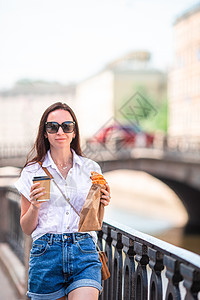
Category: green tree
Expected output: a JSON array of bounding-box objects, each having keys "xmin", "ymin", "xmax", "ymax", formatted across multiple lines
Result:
[{"xmin": 118, "ymin": 85, "xmax": 168, "ymax": 133}]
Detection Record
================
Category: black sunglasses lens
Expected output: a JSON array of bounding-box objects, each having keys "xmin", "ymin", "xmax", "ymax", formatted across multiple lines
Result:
[
  {"xmin": 61, "ymin": 122, "xmax": 75, "ymax": 133},
  {"xmin": 46, "ymin": 122, "xmax": 59, "ymax": 133}
]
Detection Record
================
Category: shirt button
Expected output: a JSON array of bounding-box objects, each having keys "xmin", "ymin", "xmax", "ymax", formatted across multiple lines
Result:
[
  {"xmin": 66, "ymin": 211, "xmax": 69, "ymax": 215},
  {"xmin": 67, "ymin": 226, "xmax": 70, "ymax": 230}
]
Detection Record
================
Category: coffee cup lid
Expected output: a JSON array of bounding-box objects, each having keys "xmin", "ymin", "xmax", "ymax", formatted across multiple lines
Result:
[{"xmin": 33, "ymin": 176, "xmax": 51, "ymax": 181}]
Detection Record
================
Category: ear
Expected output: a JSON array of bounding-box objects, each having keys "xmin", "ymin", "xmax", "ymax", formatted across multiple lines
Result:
[
  {"xmin": 44, "ymin": 133, "xmax": 48, "ymax": 139},
  {"xmin": 72, "ymin": 132, "xmax": 76, "ymax": 139}
]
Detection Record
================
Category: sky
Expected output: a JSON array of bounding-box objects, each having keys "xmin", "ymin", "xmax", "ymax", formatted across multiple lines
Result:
[{"xmin": 0, "ymin": 0, "xmax": 199, "ymax": 89}]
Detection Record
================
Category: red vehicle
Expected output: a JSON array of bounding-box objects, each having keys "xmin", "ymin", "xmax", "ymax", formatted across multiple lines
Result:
[{"xmin": 86, "ymin": 124, "xmax": 154, "ymax": 150}]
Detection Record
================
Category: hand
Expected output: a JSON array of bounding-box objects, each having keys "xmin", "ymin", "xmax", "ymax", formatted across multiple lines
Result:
[
  {"xmin": 29, "ymin": 182, "xmax": 46, "ymax": 208},
  {"xmin": 100, "ymin": 183, "xmax": 111, "ymax": 206}
]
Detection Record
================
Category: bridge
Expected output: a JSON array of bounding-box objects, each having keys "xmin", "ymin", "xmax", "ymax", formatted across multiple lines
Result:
[
  {"xmin": 96, "ymin": 148, "xmax": 200, "ymax": 234},
  {"xmin": 1, "ymin": 144, "xmax": 200, "ymax": 233}
]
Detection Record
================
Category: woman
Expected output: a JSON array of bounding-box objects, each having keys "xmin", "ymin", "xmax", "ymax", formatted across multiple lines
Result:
[{"xmin": 15, "ymin": 102, "xmax": 111, "ymax": 300}]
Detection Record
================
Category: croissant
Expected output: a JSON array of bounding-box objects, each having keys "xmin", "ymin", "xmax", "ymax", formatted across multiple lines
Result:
[{"xmin": 90, "ymin": 171, "xmax": 107, "ymax": 185}]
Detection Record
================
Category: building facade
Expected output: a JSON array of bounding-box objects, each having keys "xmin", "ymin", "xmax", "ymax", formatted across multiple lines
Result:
[
  {"xmin": 75, "ymin": 51, "xmax": 167, "ymax": 141},
  {"xmin": 0, "ymin": 81, "xmax": 75, "ymax": 148},
  {"xmin": 168, "ymin": 3, "xmax": 200, "ymax": 148}
]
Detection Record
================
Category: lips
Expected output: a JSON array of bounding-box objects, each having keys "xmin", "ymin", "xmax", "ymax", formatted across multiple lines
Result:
[{"xmin": 55, "ymin": 138, "xmax": 66, "ymax": 141}]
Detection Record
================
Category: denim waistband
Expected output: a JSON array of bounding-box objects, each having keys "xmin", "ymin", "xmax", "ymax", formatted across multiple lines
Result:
[{"xmin": 37, "ymin": 232, "xmax": 91, "ymax": 244}]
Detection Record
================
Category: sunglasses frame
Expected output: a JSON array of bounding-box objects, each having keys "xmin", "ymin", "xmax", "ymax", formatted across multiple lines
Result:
[{"xmin": 45, "ymin": 121, "xmax": 75, "ymax": 134}]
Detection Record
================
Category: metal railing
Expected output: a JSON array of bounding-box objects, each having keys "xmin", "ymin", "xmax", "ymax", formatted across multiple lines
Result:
[
  {"xmin": 0, "ymin": 186, "xmax": 25, "ymax": 263},
  {"xmin": 7, "ymin": 187, "xmax": 25, "ymax": 263},
  {"xmin": 0, "ymin": 144, "xmax": 32, "ymax": 159},
  {"xmin": 1, "ymin": 186, "xmax": 200, "ymax": 299},
  {"xmin": 97, "ymin": 220, "xmax": 200, "ymax": 300},
  {"xmin": 1, "ymin": 135, "xmax": 200, "ymax": 161}
]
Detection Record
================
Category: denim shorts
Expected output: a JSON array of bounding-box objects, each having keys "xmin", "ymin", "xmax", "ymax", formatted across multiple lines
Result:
[{"xmin": 27, "ymin": 233, "xmax": 103, "ymax": 299}]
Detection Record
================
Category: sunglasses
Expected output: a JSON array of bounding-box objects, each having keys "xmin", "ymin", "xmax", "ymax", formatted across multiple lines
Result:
[{"xmin": 45, "ymin": 121, "xmax": 75, "ymax": 134}]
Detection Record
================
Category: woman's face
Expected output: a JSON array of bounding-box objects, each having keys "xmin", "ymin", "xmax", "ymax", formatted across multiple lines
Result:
[{"xmin": 45, "ymin": 109, "xmax": 75, "ymax": 150}]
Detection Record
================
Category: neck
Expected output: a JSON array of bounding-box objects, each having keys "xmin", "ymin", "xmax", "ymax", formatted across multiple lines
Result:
[{"xmin": 50, "ymin": 147, "xmax": 73, "ymax": 165}]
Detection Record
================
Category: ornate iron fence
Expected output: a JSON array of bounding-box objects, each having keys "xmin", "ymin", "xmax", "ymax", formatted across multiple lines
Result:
[
  {"xmin": 0, "ymin": 186, "xmax": 25, "ymax": 263},
  {"xmin": 97, "ymin": 221, "xmax": 200, "ymax": 300},
  {"xmin": 7, "ymin": 187, "xmax": 25, "ymax": 263}
]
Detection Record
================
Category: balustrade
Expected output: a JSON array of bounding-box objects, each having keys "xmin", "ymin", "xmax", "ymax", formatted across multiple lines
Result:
[
  {"xmin": 98, "ymin": 221, "xmax": 200, "ymax": 300},
  {"xmin": 0, "ymin": 186, "xmax": 24, "ymax": 263}
]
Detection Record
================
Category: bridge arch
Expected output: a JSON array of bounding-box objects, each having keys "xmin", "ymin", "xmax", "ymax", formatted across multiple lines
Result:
[
  {"xmin": 99, "ymin": 157, "xmax": 200, "ymax": 234},
  {"xmin": 103, "ymin": 169, "xmax": 188, "ymax": 230},
  {"xmin": 153, "ymin": 176, "xmax": 200, "ymax": 234}
]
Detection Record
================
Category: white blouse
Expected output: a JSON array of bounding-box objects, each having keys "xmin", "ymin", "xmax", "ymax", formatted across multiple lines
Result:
[{"xmin": 15, "ymin": 149, "xmax": 102, "ymax": 241}]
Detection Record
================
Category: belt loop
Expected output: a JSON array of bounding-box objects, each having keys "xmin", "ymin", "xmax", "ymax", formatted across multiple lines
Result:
[
  {"xmin": 72, "ymin": 233, "xmax": 76, "ymax": 244},
  {"xmin": 48, "ymin": 234, "xmax": 53, "ymax": 245}
]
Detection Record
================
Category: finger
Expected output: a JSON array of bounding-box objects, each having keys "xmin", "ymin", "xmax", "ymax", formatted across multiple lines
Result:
[
  {"xmin": 100, "ymin": 199, "xmax": 109, "ymax": 206},
  {"xmin": 105, "ymin": 183, "xmax": 110, "ymax": 192},
  {"xmin": 30, "ymin": 182, "xmax": 41, "ymax": 192},
  {"xmin": 101, "ymin": 191, "xmax": 111, "ymax": 201},
  {"xmin": 101, "ymin": 188, "xmax": 107, "ymax": 194},
  {"xmin": 30, "ymin": 187, "xmax": 45, "ymax": 198},
  {"xmin": 31, "ymin": 195, "xmax": 37, "ymax": 201},
  {"xmin": 101, "ymin": 194, "xmax": 111, "ymax": 200},
  {"xmin": 101, "ymin": 188, "xmax": 110, "ymax": 196},
  {"xmin": 101, "ymin": 196, "xmax": 111, "ymax": 206},
  {"xmin": 30, "ymin": 199, "xmax": 41, "ymax": 208},
  {"xmin": 30, "ymin": 190, "xmax": 46, "ymax": 201}
]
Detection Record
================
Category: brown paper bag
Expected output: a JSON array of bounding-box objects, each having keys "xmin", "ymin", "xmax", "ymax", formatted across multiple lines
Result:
[{"xmin": 78, "ymin": 183, "xmax": 105, "ymax": 232}]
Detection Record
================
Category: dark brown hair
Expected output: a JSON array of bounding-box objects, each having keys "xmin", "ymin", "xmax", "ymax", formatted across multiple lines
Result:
[{"xmin": 24, "ymin": 102, "xmax": 83, "ymax": 168}]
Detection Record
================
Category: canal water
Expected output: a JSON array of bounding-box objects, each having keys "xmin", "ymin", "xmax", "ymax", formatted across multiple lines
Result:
[{"xmin": 104, "ymin": 170, "xmax": 200, "ymax": 255}]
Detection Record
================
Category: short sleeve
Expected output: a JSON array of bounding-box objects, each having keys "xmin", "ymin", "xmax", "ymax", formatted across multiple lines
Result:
[
  {"xmin": 14, "ymin": 166, "xmax": 36, "ymax": 201},
  {"xmin": 83, "ymin": 157, "xmax": 102, "ymax": 175},
  {"xmin": 92, "ymin": 161, "xmax": 102, "ymax": 174}
]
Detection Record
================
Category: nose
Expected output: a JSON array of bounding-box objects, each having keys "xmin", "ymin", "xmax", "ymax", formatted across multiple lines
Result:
[{"xmin": 57, "ymin": 125, "xmax": 64, "ymax": 134}]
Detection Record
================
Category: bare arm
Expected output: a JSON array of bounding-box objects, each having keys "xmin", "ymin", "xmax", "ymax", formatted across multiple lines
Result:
[{"xmin": 20, "ymin": 183, "xmax": 45, "ymax": 235}]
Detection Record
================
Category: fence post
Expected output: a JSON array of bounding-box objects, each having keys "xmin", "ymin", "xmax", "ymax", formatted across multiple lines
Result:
[{"xmin": 0, "ymin": 187, "xmax": 9, "ymax": 242}]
